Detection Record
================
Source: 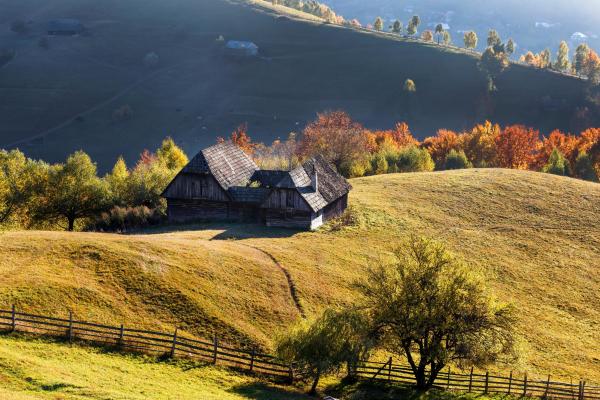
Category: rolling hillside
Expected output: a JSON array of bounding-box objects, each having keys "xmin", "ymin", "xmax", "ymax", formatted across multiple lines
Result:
[
  {"xmin": 1, "ymin": 169, "xmax": 599, "ymax": 382},
  {"xmin": 0, "ymin": 0, "xmax": 597, "ymax": 171}
]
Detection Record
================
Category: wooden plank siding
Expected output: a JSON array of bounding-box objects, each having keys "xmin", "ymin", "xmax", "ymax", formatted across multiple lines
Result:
[
  {"xmin": 322, "ymin": 194, "xmax": 348, "ymax": 221},
  {"xmin": 163, "ymin": 173, "xmax": 228, "ymax": 202},
  {"xmin": 261, "ymin": 189, "xmax": 312, "ymax": 212}
]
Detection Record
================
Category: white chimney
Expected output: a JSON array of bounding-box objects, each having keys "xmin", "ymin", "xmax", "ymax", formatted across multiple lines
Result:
[{"xmin": 311, "ymin": 171, "xmax": 319, "ymax": 192}]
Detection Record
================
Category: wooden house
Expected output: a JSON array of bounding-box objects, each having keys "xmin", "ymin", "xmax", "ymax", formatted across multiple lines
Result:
[{"xmin": 161, "ymin": 142, "xmax": 351, "ymax": 229}]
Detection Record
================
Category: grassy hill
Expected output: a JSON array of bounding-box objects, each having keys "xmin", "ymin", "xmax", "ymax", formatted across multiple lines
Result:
[
  {"xmin": 0, "ymin": 169, "xmax": 599, "ymax": 383},
  {"xmin": 0, "ymin": 334, "xmax": 309, "ymax": 400},
  {"xmin": 0, "ymin": 0, "xmax": 596, "ymax": 171}
]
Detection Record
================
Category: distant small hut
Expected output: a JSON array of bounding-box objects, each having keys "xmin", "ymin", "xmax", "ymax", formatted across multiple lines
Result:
[
  {"xmin": 161, "ymin": 142, "xmax": 351, "ymax": 230},
  {"xmin": 47, "ymin": 19, "xmax": 84, "ymax": 36},
  {"xmin": 224, "ymin": 40, "xmax": 259, "ymax": 57}
]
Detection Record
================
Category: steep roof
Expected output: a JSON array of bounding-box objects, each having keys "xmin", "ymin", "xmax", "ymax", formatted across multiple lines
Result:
[
  {"xmin": 182, "ymin": 142, "xmax": 257, "ymax": 190},
  {"xmin": 167, "ymin": 143, "xmax": 351, "ymax": 212}
]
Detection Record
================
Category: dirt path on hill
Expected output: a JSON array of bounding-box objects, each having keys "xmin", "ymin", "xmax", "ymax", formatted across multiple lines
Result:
[{"xmin": 237, "ymin": 244, "xmax": 306, "ymax": 319}]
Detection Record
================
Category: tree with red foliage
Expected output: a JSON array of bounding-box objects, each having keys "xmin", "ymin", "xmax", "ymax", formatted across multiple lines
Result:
[
  {"xmin": 223, "ymin": 123, "xmax": 256, "ymax": 155},
  {"xmin": 138, "ymin": 149, "xmax": 157, "ymax": 166},
  {"xmin": 297, "ymin": 111, "xmax": 370, "ymax": 172},
  {"xmin": 538, "ymin": 130, "xmax": 579, "ymax": 169},
  {"xmin": 422, "ymin": 129, "xmax": 461, "ymax": 167},
  {"xmin": 495, "ymin": 125, "xmax": 541, "ymax": 169}
]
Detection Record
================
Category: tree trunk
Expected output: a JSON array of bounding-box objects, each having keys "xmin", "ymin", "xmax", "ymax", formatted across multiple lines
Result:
[
  {"xmin": 309, "ymin": 371, "xmax": 321, "ymax": 396},
  {"xmin": 67, "ymin": 217, "xmax": 75, "ymax": 231}
]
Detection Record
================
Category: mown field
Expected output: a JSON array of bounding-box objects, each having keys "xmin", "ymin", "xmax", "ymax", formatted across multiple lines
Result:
[
  {"xmin": 0, "ymin": 0, "xmax": 595, "ymax": 171},
  {"xmin": 0, "ymin": 169, "xmax": 598, "ymax": 384}
]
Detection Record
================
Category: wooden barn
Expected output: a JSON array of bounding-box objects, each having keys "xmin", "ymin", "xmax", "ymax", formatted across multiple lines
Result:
[{"xmin": 161, "ymin": 142, "xmax": 351, "ymax": 229}]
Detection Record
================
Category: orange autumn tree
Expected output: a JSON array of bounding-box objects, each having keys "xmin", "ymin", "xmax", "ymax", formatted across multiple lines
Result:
[
  {"xmin": 423, "ymin": 129, "xmax": 461, "ymax": 167},
  {"xmin": 297, "ymin": 111, "xmax": 370, "ymax": 172},
  {"xmin": 459, "ymin": 121, "xmax": 500, "ymax": 167},
  {"xmin": 495, "ymin": 125, "xmax": 541, "ymax": 169},
  {"xmin": 217, "ymin": 124, "xmax": 256, "ymax": 155},
  {"xmin": 391, "ymin": 122, "xmax": 419, "ymax": 148},
  {"xmin": 538, "ymin": 130, "xmax": 579, "ymax": 168}
]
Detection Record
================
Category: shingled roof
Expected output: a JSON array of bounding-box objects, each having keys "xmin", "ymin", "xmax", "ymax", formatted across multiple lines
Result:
[
  {"xmin": 183, "ymin": 142, "xmax": 257, "ymax": 190},
  {"xmin": 173, "ymin": 142, "xmax": 351, "ymax": 212}
]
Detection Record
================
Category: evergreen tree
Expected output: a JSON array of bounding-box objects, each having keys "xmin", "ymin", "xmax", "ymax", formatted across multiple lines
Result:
[
  {"xmin": 435, "ymin": 24, "xmax": 444, "ymax": 44},
  {"xmin": 392, "ymin": 20, "xmax": 403, "ymax": 34},
  {"xmin": 542, "ymin": 148, "xmax": 570, "ymax": 176},
  {"xmin": 574, "ymin": 44, "xmax": 591, "ymax": 76},
  {"xmin": 487, "ymin": 29, "xmax": 501, "ymax": 47},
  {"xmin": 539, "ymin": 48, "xmax": 551, "ymax": 68},
  {"xmin": 506, "ymin": 39, "xmax": 515, "ymax": 56},
  {"xmin": 444, "ymin": 150, "xmax": 473, "ymax": 170}
]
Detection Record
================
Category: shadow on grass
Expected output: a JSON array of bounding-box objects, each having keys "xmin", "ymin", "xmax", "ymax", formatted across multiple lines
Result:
[
  {"xmin": 133, "ymin": 221, "xmax": 302, "ymax": 240},
  {"xmin": 324, "ymin": 380, "xmax": 507, "ymax": 400},
  {"xmin": 230, "ymin": 382, "xmax": 309, "ymax": 400}
]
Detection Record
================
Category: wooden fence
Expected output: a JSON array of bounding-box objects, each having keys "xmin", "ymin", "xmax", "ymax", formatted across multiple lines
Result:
[
  {"xmin": 357, "ymin": 358, "xmax": 600, "ymax": 400},
  {"xmin": 1, "ymin": 306, "xmax": 598, "ymax": 399}
]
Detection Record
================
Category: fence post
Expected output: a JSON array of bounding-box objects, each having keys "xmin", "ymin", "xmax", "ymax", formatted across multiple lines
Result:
[
  {"xmin": 68, "ymin": 311, "xmax": 73, "ymax": 344},
  {"xmin": 288, "ymin": 363, "xmax": 294, "ymax": 383},
  {"xmin": 447, "ymin": 367, "xmax": 451, "ymax": 390},
  {"xmin": 581, "ymin": 381, "xmax": 586, "ymax": 400},
  {"xmin": 468, "ymin": 367, "xmax": 473, "ymax": 392},
  {"xmin": 578, "ymin": 380, "xmax": 583, "ymax": 400},
  {"xmin": 508, "ymin": 371, "xmax": 513, "ymax": 395},
  {"xmin": 484, "ymin": 371, "xmax": 489, "ymax": 394},
  {"xmin": 212, "ymin": 334, "xmax": 218, "ymax": 364},
  {"xmin": 170, "ymin": 327, "xmax": 178, "ymax": 358},
  {"xmin": 545, "ymin": 375, "xmax": 551, "ymax": 398},
  {"xmin": 10, "ymin": 304, "xmax": 16, "ymax": 332},
  {"xmin": 524, "ymin": 373, "xmax": 528, "ymax": 397},
  {"xmin": 249, "ymin": 348, "xmax": 255, "ymax": 372},
  {"xmin": 387, "ymin": 357, "xmax": 392, "ymax": 382},
  {"xmin": 118, "ymin": 324, "xmax": 124, "ymax": 347}
]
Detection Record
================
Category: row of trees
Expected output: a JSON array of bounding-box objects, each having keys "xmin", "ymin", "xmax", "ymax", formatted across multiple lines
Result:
[
  {"xmin": 286, "ymin": 111, "xmax": 600, "ymax": 181},
  {"xmin": 269, "ymin": 0, "xmax": 344, "ymax": 24},
  {"xmin": 276, "ymin": 236, "xmax": 517, "ymax": 395},
  {"xmin": 0, "ymin": 139, "xmax": 187, "ymax": 231},
  {"xmin": 2, "ymin": 112, "xmax": 599, "ymax": 232}
]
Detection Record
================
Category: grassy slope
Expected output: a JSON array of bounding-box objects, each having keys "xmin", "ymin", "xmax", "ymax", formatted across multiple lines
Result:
[
  {"xmin": 0, "ymin": 334, "xmax": 308, "ymax": 400},
  {"xmin": 0, "ymin": 0, "xmax": 594, "ymax": 170},
  {"xmin": 0, "ymin": 169, "xmax": 599, "ymax": 382}
]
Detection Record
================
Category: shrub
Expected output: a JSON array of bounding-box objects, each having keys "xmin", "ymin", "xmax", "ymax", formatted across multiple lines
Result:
[
  {"xmin": 444, "ymin": 149, "xmax": 472, "ymax": 170},
  {"xmin": 340, "ymin": 157, "xmax": 370, "ymax": 178},
  {"xmin": 573, "ymin": 152, "xmax": 598, "ymax": 182},
  {"xmin": 370, "ymin": 152, "xmax": 389, "ymax": 175},
  {"xmin": 542, "ymin": 148, "xmax": 570, "ymax": 176},
  {"xmin": 396, "ymin": 146, "xmax": 435, "ymax": 172},
  {"xmin": 91, "ymin": 206, "xmax": 165, "ymax": 232}
]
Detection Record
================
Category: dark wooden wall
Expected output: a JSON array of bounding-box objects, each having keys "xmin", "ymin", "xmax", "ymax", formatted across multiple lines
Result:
[
  {"xmin": 163, "ymin": 173, "xmax": 228, "ymax": 202},
  {"xmin": 322, "ymin": 194, "xmax": 348, "ymax": 222},
  {"xmin": 167, "ymin": 199, "xmax": 230, "ymax": 223},
  {"xmin": 261, "ymin": 189, "xmax": 311, "ymax": 212},
  {"xmin": 265, "ymin": 209, "xmax": 312, "ymax": 229}
]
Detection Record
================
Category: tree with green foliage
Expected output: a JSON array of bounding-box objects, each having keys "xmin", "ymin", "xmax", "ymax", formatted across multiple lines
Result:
[
  {"xmin": 487, "ymin": 30, "xmax": 501, "ymax": 48},
  {"xmin": 276, "ymin": 309, "xmax": 371, "ymax": 395},
  {"xmin": 479, "ymin": 45, "xmax": 510, "ymax": 91},
  {"xmin": 106, "ymin": 157, "xmax": 130, "ymax": 206},
  {"xmin": 32, "ymin": 151, "xmax": 110, "ymax": 231},
  {"xmin": 392, "ymin": 20, "xmax": 403, "ymax": 34},
  {"xmin": 444, "ymin": 149, "xmax": 472, "ymax": 170},
  {"xmin": 574, "ymin": 44, "xmax": 591, "ymax": 76},
  {"xmin": 403, "ymin": 78, "xmax": 416, "ymax": 93},
  {"xmin": 434, "ymin": 24, "xmax": 444, "ymax": 44},
  {"xmin": 442, "ymin": 31, "xmax": 452, "ymax": 46},
  {"xmin": 355, "ymin": 236, "xmax": 517, "ymax": 390},
  {"xmin": 0, "ymin": 150, "xmax": 47, "ymax": 226},
  {"xmin": 555, "ymin": 41, "xmax": 570, "ymax": 72},
  {"xmin": 373, "ymin": 17, "xmax": 384, "ymax": 32},
  {"xmin": 464, "ymin": 31, "xmax": 478, "ymax": 50},
  {"xmin": 506, "ymin": 39, "xmax": 515, "ymax": 56},
  {"xmin": 407, "ymin": 15, "xmax": 420, "ymax": 36},
  {"xmin": 370, "ymin": 152, "xmax": 389, "ymax": 175},
  {"xmin": 542, "ymin": 148, "xmax": 570, "ymax": 176},
  {"xmin": 156, "ymin": 137, "xmax": 188, "ymax": 171},
  {"xmin": 573, "ymin": 151, "xmax": 598, "ymax": 181},
  {"xmin": 539, "ymin": 48, "xmax": 551, "ymax": 69},
  {"xmin": 396, "ymin": 146, "xmax": 435, "ymax": 172}
]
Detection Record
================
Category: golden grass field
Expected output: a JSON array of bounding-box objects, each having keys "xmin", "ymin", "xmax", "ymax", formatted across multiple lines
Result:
[{"xmin": 0, "ymin": 169, "xmax": 599, "ymax": 384}]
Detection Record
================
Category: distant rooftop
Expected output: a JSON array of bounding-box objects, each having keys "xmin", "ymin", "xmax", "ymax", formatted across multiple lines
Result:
[{"xmin": 225, "ymin": 40, "xmax": 258, "ymax": 50}]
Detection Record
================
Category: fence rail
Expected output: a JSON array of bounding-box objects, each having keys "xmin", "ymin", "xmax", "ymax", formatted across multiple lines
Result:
[{"xmin": 1, "ymin": 306, "xmax": 598, "ymax": 399}]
